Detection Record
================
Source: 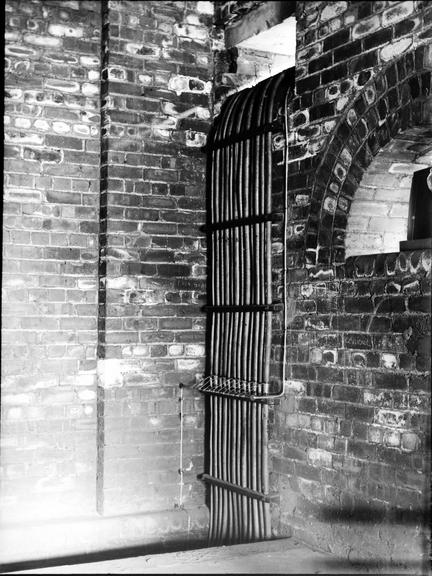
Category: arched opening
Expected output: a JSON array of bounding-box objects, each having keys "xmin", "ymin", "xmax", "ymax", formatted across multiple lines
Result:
[
  {"xmin": 303, "ymin": 45, "xmax": 432, "ymax": 269},
  {"xmin": 345, "ymin": 124, "xmax": 432, "ymax": 258}
]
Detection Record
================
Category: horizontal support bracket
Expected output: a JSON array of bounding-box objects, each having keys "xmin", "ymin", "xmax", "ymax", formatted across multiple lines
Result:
[
  {"xmin": 199, "ymin": 474, "xmax": 278, "ymax": 503},
  {"xmin": 207, "ymin": 122, "xmax": 276, "ymax": 151},
  {"xmin": 201, "ymin": 212, "xmax": 283, "ymax": 232},
  {"xmin": 203, "ymin": 302, "xmax": 283, "ymax": 313},
  {"xmin": 193, "ymin": 375, "xmax": 284, "ymax": 401}
]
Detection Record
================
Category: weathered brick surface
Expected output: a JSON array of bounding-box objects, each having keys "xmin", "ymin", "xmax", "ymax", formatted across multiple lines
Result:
[
  {"xmin": 270, "ymin": 249, "xmax": 431, "ymax": 562},
  {"xmin": 2, "ymin": 0, "xmax": 101, "ymax": 521},
  {"xmin": 2, "ymin": 0, "xmax": 431, "ymax": 564},
  {"xmin": 2, "ymin": 0, "xmax": 212, "ymax": 552},
  {"xmin": 267, "ymin": 0, "xmax": 432, "ymax": 564},
  {"xmin": 96, "ymin": 0, "xmax": 213, "ymax": 517}
]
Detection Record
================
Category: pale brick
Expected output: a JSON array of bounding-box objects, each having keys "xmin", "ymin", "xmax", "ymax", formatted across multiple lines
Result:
[
  {"xmin": 77, "ymin": 389, "xmax": 96, "ymax": 401},
  {"xmin": 367, "ymin": 216, "xmax": 406, "ymax": 233},
  {"xmin": 355, "ymin": 187, "xmax": 375, "ymax": 201},
  {"xmin": 307, "ymin": 448, "xmax": 332, "ymax": 468},
  {"xmin": 389, "ymin": 162, "xmax": 430, "ymax": 174},
  {"xmin": 2, "ymin": 393, "xmax": 34, "ymax": 405},
  {"xmin": 383, "ymin": 232, "xmax": 404, "ymax": 252},
  {"xmin": 196, "ymin": 1, "xmax": 213, "ymax": 14},
  {"xmin": 52, "ymin": 121, "xmax": 71, "ymax": 134},
  {"xmin": 375, "ymin": 409, "xmax": 410, "ymax": 428},
  {"xmin": 382, "ymin": 1, "xmax": 414, "ymax": 26},
  {"xmin": 320, "ymin": 2, "xmax": 348, "ymax": 22},
  {"xmin": 167, "ymin": 75, "xmax": 211, "ymax": 96},
  {"xmin": 23, "ymin": 33, "xmax": 62, "ymax": 46},
  {"xmin": 48, "ymin": 24, "xmax": 84, "ymax": 38},
  {"xmin": 45, "ymin": 79, "xmax": 80, "ymax": 93},
  {"xmin": 380, "ymin": 37, "xmax": 413, "ymax": 63},
  {"xmin": 173, "ymin": 24, "xmax": 208, "ymax": 41},
  {"xmin": 389, "ymin": 203, "xmax": 409, "ymax": 218},
  {"xmin": 374, "ymin": 188, "xmax": 410, "ymax": 202},
  {"xmin": 352, "ymin": 14, "xmax": 380, "ymax": 38},
  {"xmin": 346, "ymin": 216, "xmax": 370, "ymax": 232},
  {"xmin": 82, "ymin": 83, "xmax": 99, "ymax": 97},
  {"xmin": 283, "ymin": 380, "xmax": 307, "ymax": 394},
  {"xmin": 185, "ymin": 344, "xmax": 205, "ymax": 356},
  {"xmin": 384, "ymin": 430, "xmax": 401, "ymax": 447},
  {"xmin": 349, "ymin": 201, "xmax": 390, "ymax": 216},
  {"xmin": 381, "ymin": 353, "xmax": 398, "ymax": 369},
  {"xmin": 176, "ymin": 359, "xmax": 203, "ymax": 371},
  {"xmin": 80, "ymin": 55, "xmax": 99, "ymax": 67},
  {"xmin": 401, "ymin": 432, "xmax": 420, "ymax": 452}
]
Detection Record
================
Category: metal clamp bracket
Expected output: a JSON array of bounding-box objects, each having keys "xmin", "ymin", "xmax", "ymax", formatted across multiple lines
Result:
[
  {"xmin": 201, "ymin": 212, "xmax": 283, "ymax": 233},
  {"xmin": 202, "ymin": 302, "xmax": 283, "ymax": 313},
  {"xmin": 199, "ymin": 474, "xmax": 278, "ymax": 503}
]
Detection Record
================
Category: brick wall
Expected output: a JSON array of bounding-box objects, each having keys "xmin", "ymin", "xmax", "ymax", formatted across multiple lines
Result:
[
  {"xmin": 268, "ymin": 0, "xmax": 432, "ymax": 566},
  {"xmin": 1, "ymin": 0, "xmax": 214, "ymax": 562},
  {"xmin": 2, "ymin": 0, "xmax": 101, "ymax": 523},
  {"xmin": 2, "ymin": 0, "xmax": 432, "ymax": 565},
  {"xmin": 96, "ymin": 0, "xmax": 213, "ymax": 529},
  {"xmin": 270, "ymin": 249, "xmax": 431, "ymax": 563}
]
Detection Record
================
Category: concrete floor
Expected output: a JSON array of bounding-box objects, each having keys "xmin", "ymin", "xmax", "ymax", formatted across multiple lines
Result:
[{"xmin": 5, "ymin": 538, "xmax": 427, "ymax": 575}]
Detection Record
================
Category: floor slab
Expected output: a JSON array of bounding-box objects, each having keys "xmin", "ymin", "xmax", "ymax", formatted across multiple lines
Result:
[{"xmin": 4, "ymin": 537, "xmax": 427, "ymax": 574}]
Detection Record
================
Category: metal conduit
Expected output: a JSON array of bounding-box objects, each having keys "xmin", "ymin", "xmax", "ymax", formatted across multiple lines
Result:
[{"xmin": 197, "ymin": 69, "xmax": 294, "ymax": 545}]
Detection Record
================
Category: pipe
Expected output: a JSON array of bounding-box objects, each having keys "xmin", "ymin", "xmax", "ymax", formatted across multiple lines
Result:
[
  {"xmin": 203, "ymin": 70, "xmax": 293, "ymax": 545},
  {"xmin": 209, "ymin": 396, "xmax": 215, "ymax": 542}
]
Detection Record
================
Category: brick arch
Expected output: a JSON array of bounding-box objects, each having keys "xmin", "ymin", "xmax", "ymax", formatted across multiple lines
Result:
[{"xmin": 304, "ymin": 44, "xmax": 432, "ymax": 271}]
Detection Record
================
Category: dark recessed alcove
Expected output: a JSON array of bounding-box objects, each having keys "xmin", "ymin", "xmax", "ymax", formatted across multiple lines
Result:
[{"xmin": 400, "ymin": 166, "xmax": 432, "ymax": 250}]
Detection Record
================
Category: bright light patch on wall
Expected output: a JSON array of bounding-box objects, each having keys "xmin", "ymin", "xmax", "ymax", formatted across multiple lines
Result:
[
  {"xmin": 213, "ymin": 14, "xmax": 297, "ymax": 112},
  {"xmin": 196, "ymin": 1, "xmax": 213, "ymax": 15},
  {"xmin": 236, "ymin": 15, "xmax": 296, "ymax": 66}
]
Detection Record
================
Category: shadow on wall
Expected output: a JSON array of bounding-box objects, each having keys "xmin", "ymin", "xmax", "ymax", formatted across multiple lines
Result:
[
  {"xmin": 317, "ymin": 504, "xmax": 430, "ymax": 525},
  {"xmin": 309, "ymin": 503, "xmax": 431, "ymax": 573}
]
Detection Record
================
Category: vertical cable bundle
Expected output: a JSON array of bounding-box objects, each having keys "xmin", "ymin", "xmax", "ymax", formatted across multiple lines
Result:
[{"xmin": 198, "ymin": 69, "xmax": 294, "ymax": 545}]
